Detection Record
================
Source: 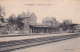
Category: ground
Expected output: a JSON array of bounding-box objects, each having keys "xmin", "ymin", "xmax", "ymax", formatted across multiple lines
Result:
[{"xmin": 12, "ymin": 36, "xmax": 80, "ymax": 52}]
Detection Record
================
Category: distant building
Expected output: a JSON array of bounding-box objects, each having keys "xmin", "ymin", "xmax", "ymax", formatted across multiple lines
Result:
[
  {"xmin": 42, "ymin": 17, "xmax": 59, "ymax": 27},
  {"xmin": 19, "ymin": 11, "xmax": 37, "ymax": 33},
  {"xmin": 20, "ymin": 11, "xmax": 37, "ymax": 25},
  {"xmin": 0, "ymin": 23, "xmax": 8, "ymax": 34}
]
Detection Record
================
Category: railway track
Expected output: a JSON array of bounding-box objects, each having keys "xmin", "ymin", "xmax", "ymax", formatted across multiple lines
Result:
[{"xmin": 0, "ymin": 34, "xmax": 80, "ymax": 52}]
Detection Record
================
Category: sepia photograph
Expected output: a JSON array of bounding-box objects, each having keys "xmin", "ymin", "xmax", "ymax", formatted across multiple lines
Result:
[{"xmin": 0, "ymin": 0, "xmax": 80, "ymax": 52}]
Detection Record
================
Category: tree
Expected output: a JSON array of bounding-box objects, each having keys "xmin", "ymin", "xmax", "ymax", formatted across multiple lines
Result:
[
  {"xmin": 62, "ymin": 19, "xmax": 72, "ymax": 32},
  {"xmin": 63, "ymin": 19, "xmax": 72, "ymax": 25},
  {"xmin": 16, "ymin": 15, "xmax": 24, "ymax": 34},
  {"xmin": 0, "ymin": 5, "xmax": 5, "ymax": 23},
  {"xmin": 1, "ymin": 17, "xmax": 5, "ymax": 23},
  {"xmin": 7, "ymin": 14, "xmax": 24, "ymax": 34},
  {"xmin": 7, "ymin": 15, "xmax": 16, "ymax": 25},
  {"xmin": 7, "ymin": 15, "xmax": 16, "ymax": 33}
]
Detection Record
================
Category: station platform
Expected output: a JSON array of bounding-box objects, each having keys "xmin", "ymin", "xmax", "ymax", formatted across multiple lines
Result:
[{"xmin": 0, "ymin": 33, "xmax": 76, "ymax": 42}]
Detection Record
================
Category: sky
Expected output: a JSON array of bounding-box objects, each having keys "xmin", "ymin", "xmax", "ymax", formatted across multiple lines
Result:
[{"xmin": 0, "ymin": 0, "xmax": 80, "ymax": 24}]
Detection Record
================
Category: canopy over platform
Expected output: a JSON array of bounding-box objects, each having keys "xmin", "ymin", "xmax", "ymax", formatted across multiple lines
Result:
[{"xmin": 29, "ymin": 24, "xmax": 59, "ymax": 33}]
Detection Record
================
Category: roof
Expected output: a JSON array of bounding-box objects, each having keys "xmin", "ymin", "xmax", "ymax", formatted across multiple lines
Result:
[
  {"xmin": 29, "ymin": 24, "xmax": 58, "ymax": 28},
  {"xmin": 19, "ymin": 11, "xmax": 37, "ymax": 18},
  {"xmin": 43, "ymin": 17, "xmax": 56, "ymax": 22}
]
